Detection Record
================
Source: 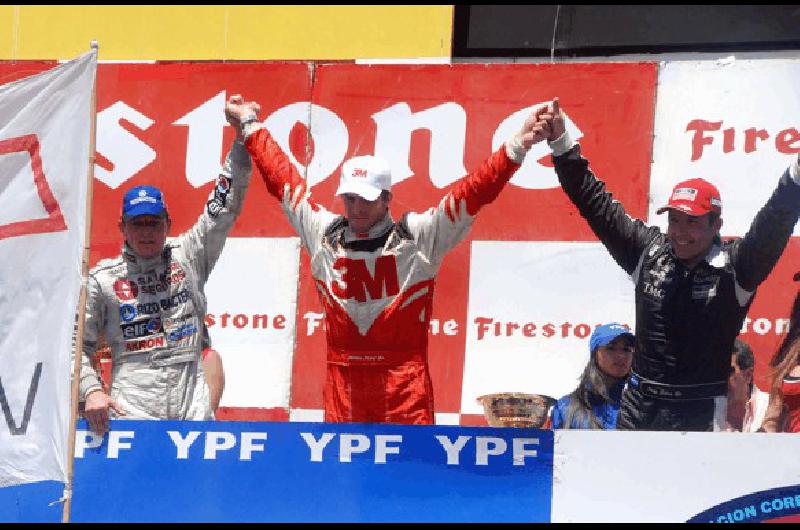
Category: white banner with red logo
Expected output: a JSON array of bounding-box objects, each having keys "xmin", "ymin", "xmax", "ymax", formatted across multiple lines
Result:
[
  {"xmin": 205, "ymin": 237, "xmax": 301, "ymax": 409},
  {"xmin": 461, "ymin": 241, "xmax": 636, "ymax": 415},
  {"xmin": 0, "ymin": 50, "xmax": 96, "ymax": 487}
]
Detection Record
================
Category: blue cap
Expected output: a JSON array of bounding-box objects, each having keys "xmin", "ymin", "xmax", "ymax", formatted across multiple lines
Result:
[
  {"xmin": 122, "ymin": 185, "xmax": 167, "ymax": 219},
  {"xmin": 589, "ymin": 323, "xmax": 634, "ymax": 354}
]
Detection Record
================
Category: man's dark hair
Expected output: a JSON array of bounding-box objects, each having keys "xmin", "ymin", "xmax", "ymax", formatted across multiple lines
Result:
[{"xmin": 733, "ymin": 338, "xmax": 754, "ymax": 370}]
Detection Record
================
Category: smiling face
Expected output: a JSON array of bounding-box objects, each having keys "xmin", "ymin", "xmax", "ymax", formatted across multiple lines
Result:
[
  {"xmin": 340, "ymin": 192, "xmax": 391, "ymax": 234},
  {"xmin": 666, "ymin": 210, "xmax": 722, "ymax": 268},
  {"xmin": 119, "ymin": 214, "xmax": 171, "ymax": 259}
]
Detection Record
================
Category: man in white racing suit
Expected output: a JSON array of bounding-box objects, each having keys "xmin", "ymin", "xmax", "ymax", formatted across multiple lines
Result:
[{"xmin": 79, "ymin": 95, "xmax": 256, "ymax": 434}]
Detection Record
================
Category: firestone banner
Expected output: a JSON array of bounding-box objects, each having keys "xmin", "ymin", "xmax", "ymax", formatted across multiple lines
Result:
[{"xmin": 0, "ymin": 60, "xmax": 794, "ymax": 425}]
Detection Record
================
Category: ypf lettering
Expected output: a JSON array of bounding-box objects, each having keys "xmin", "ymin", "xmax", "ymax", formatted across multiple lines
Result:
[
  {"xmin": 435, "ymin": 435, "xmax": 539, "ymax": 466},
  {"xmin": 167, "ymin": 431, "xmax": 269, "ymax": 460},
  {"xmin": 300, "ymin": 432, "xmax": 403, "ymax": 463},
  {"xmin": 74, "ymin": 430, "xmax": 135, "ymax": 459}
]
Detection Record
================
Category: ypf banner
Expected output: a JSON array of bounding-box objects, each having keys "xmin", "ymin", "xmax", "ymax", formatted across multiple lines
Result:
[
  {"xmin": 0, "ymin": 420, "xmax": 553, "ymax": 522},
  {"xmin": 0, "ymin": 50, "xmax": 97, "ymax": 486}
]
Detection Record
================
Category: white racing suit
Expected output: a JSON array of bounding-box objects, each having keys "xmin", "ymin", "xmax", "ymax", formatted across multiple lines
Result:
[{"xmin": 78, "ymin": 141, "xmax": 251, "ymax": 420}]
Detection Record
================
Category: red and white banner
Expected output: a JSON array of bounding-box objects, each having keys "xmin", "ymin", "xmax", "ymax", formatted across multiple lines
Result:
[
  {"xmin": 0, "ymin": 50, "xmax": 96, "ymax": 486},
  {"xmin": 90, "ymin": 62, "xmax": 656, "ymax": 424},
  {"xmin": 2, "ymin": 59, "xmax": 793, "ymax": 427}
]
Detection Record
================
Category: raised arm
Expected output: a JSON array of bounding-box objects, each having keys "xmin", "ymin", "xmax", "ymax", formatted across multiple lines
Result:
[
  {"xmin": 226, "ymin": 96, "xmax": 337, "ymax": 253},
  {"xmin": 405, "ymin": 105, "xmax": 552, "ymax": 267},
  {"xmin": 545, "ymin": 98, "xmax": 661, "ymax": 275},
  {"xmin": 730, "ymin": 160, "xmax": 800, "ymax": 293},
  {"xmin": 175, "ymin": 95, "xmax": 255, "ymax": 285}
]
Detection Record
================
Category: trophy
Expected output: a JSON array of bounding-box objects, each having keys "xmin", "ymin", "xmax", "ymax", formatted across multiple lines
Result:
[{"xmin": 477, "ymin": 392, "xmax": 556, "ymax": 428}]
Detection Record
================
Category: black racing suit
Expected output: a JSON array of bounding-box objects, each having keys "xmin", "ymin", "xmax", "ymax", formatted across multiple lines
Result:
[{"xmin": 553, "ymin": 141, "xmax": 800, "ymax": 431}]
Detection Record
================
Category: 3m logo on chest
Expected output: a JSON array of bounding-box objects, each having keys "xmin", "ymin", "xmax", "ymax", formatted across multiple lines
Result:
[{"xmin": 331, "ymin": 255, "xmax": 400, "ymax": 302}]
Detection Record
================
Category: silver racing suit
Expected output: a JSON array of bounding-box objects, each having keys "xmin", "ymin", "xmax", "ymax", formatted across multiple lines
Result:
[{"xmin": 78, "ymin": 141, "xmax": 251, "ymax": 420}]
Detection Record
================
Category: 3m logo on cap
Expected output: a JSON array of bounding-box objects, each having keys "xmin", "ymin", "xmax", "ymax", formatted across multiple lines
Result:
[
  {"xmin": 352, "ymin": 168, "xmax": 368, "ymax": 179},
  {"xmin": 672, "ymin": 188, "xmax": 698, "ymax": 201}
]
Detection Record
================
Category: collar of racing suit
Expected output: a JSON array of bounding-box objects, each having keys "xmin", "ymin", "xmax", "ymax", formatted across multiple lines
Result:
[
  {"xmin": 704, "ymin": 241, "xmax": 727, "ymax": 268},
  {"xmin": 342, "ymin": 212, "xmax": 395, "ymax": 243},
  {"xmin": 122, "ymin": 242, "xmax": 172, "ymax": 272}
]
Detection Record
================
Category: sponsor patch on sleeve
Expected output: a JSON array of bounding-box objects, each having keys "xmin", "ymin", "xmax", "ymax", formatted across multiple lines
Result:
[{"xmin": 206, "ymin": 174, "xmax": 231, "ymax": 217}]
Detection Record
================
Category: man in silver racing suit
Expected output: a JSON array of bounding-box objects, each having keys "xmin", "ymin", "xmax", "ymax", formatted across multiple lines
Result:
[{"xmin": 79, "ymin": 95, "xmax": 256, "ymax": 435}]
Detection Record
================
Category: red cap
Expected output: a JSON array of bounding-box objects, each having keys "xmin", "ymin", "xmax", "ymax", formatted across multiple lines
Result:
[{"xmin": 656, "ymin": 178, "xmax": 722, "ymax": 216}]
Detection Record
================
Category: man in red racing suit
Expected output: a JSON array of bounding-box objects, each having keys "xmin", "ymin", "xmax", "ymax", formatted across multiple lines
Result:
[{"xmin": 226, "ymin": 98, "xmax": 552, "ymax": 424}]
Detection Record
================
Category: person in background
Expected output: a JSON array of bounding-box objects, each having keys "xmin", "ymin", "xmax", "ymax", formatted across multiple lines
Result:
[
  {"xmin": 551, "ymin": 323, "xmax": 634, "ymax": 429},
  {"xmin": 721, "ymin": 339, "xmax": 754, "ymax": 431},
  {"xmin": 760, "ymin": 291, "xmax": 800, "ymax": 433}
]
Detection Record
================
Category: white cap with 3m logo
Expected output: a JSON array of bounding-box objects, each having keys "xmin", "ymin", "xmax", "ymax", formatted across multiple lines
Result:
[{"xmin": 335, "ymin": 155, "xmax": 392, "ymax": 201}]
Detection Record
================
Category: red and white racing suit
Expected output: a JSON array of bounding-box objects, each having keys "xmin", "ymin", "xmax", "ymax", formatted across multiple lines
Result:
[{"xmin": 244, "ymin": 124, "xmax": 525, "ymax": 424}]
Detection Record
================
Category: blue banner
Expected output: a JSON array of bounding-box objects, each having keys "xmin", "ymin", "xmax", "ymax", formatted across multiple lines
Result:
[{"xmin": 0, "ymin": 420, "xmax": 554, "ymax": 522}]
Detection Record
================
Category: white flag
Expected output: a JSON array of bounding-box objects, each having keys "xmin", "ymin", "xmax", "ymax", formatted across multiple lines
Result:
[{"xmin": 0, "ymin": 50, "xmax": 96, "ymax": 487}]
